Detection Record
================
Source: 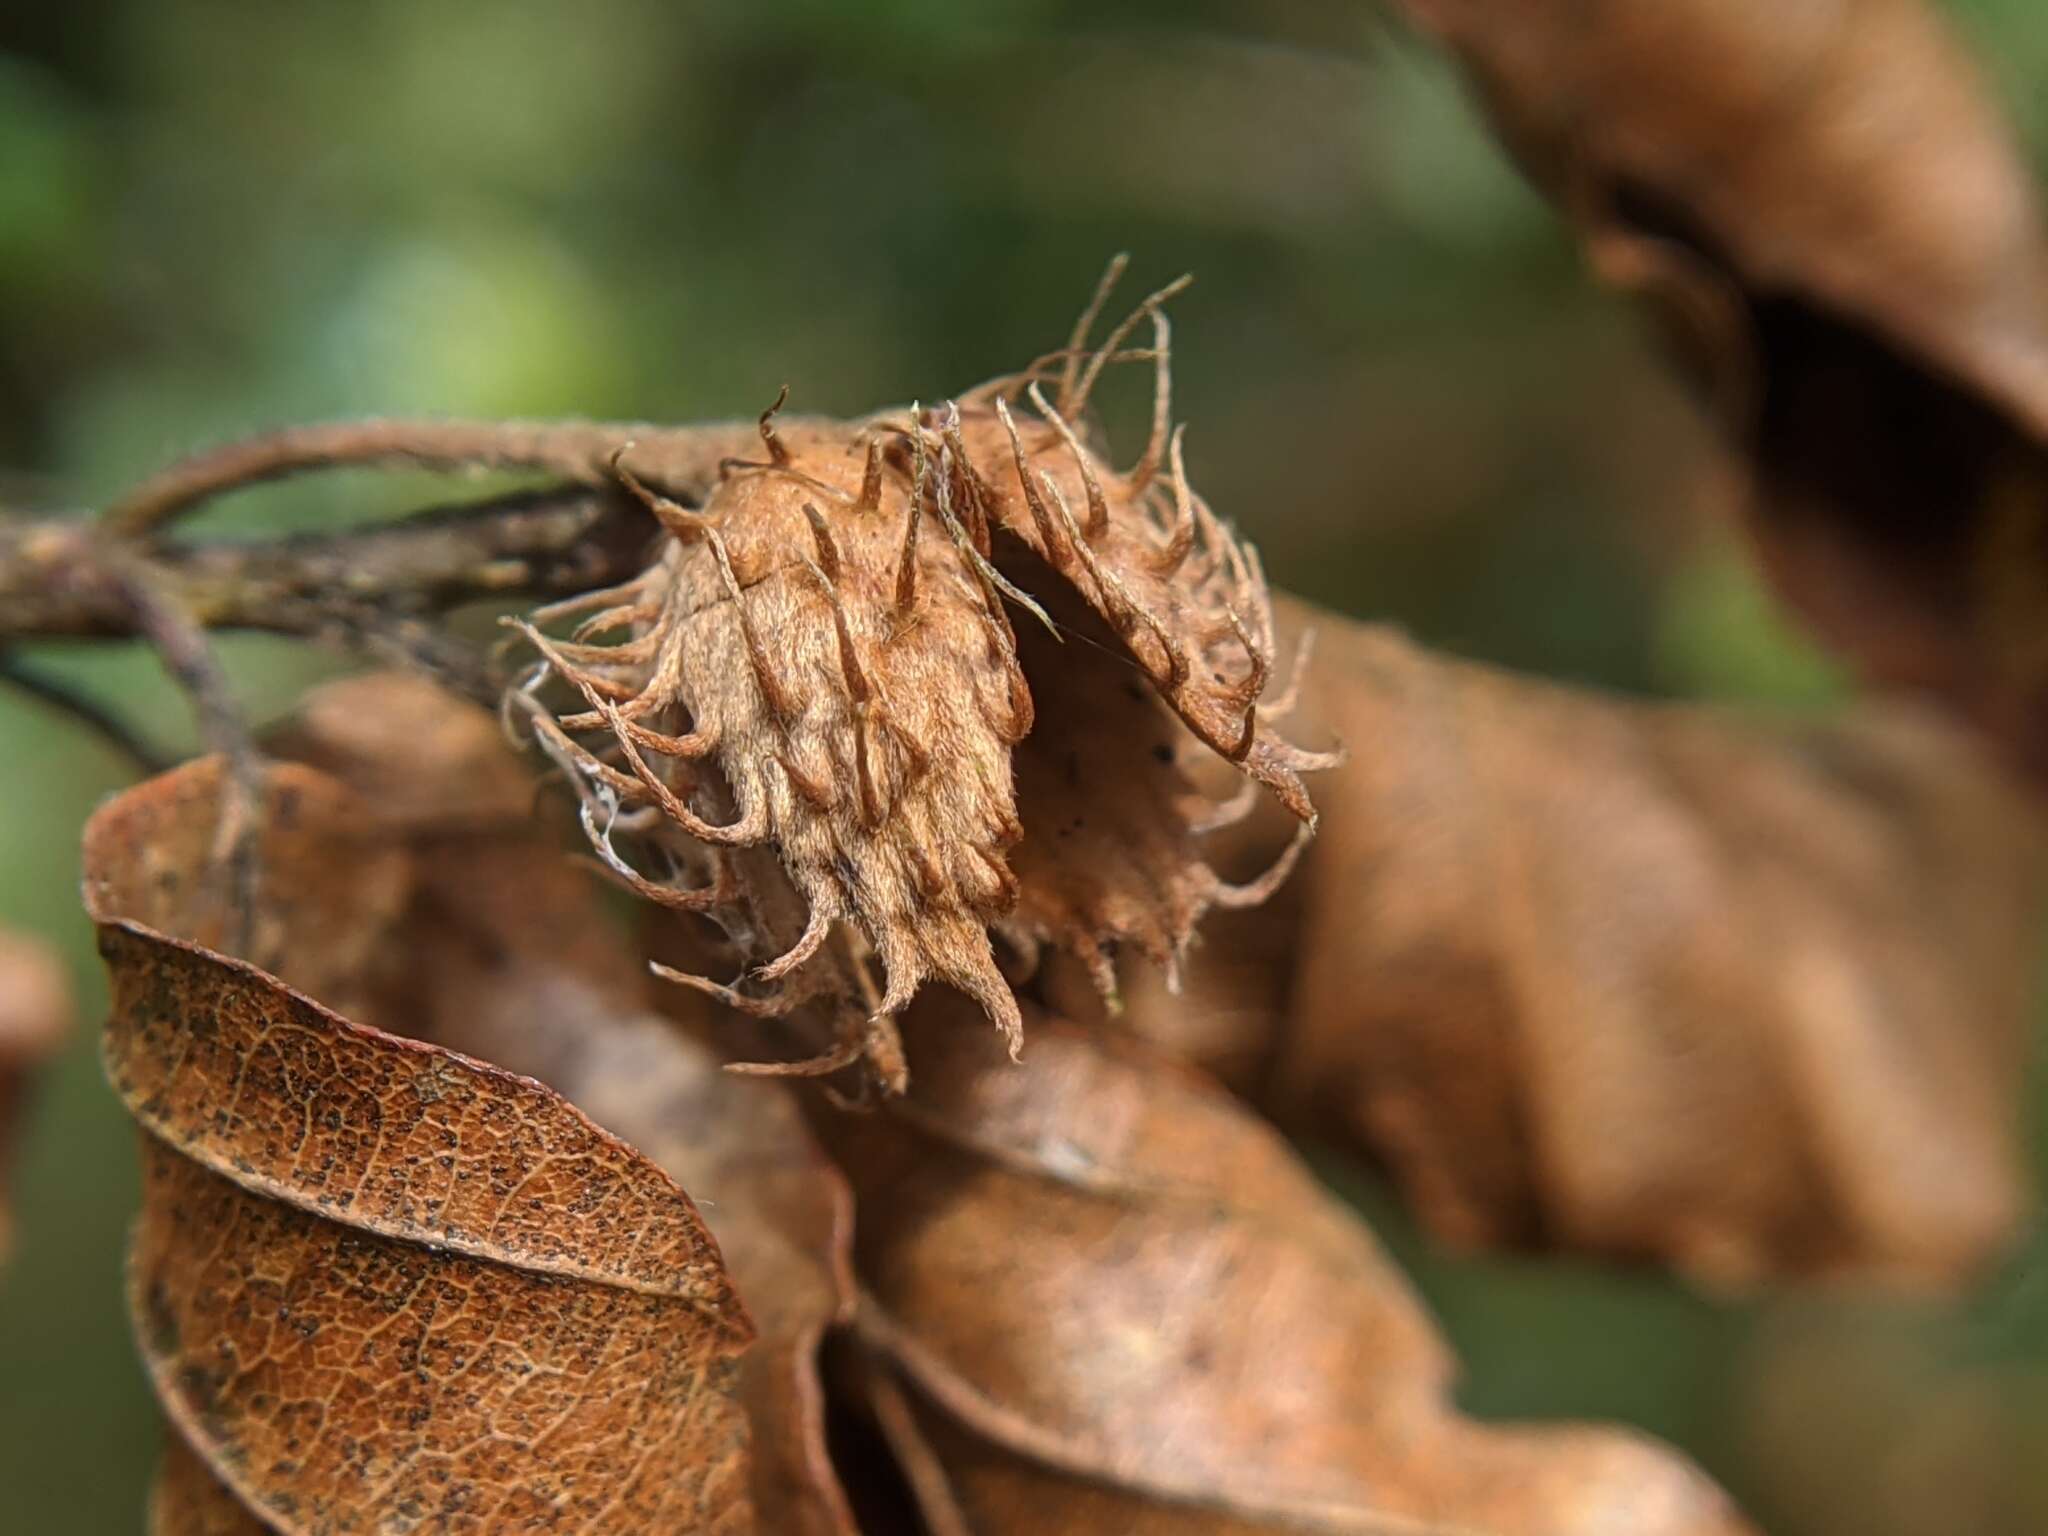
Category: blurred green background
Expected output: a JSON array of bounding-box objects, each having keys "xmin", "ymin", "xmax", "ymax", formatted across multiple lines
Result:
[{"xmin": 2, "ymin": 2, "xmax": 2044, "ymax": 1531}]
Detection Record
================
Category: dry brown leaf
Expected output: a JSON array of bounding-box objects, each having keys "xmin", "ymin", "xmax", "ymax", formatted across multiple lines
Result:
[
  {"xmin": 0, "ymin": 925, "xmax": 72, "ymax": 1263},
  {"xmin": 1392, "ymin": 0, "xmax": 2048, "ymax": 779},
  {"xmin": 274, "ymin": 670, "xmax": 862, "ymax": 1536},
  {"xmin": 425, "ymin": 1007, "xmax": 860, "ymax": 1536},
  {"xmin": 84, "ymin": 758, "xmax": 759, "ymax": 1534},
  {"xmin": 1103, "ymin": 600, "xmax": 2043, "ymax": 1287},
  {"xmin": 75, "ymin": 755, "xmax": 413, "ymax": 1020},
  {"xmin": 152, "ymin": 1433, "xmax": 274, "ymax": 1536},
  {"xmin": 266, "ymin": 674, "xmax": 536, "ymax": 834},
  {"xmin": 815, "ymin": 998, "xmax": 1752, "ymax": 1535}
]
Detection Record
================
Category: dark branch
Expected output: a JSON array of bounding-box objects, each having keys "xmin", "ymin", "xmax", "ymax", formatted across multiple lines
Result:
[{"xmin": 0, "ymin": 485, "xmax": 660, "ymax": 646}]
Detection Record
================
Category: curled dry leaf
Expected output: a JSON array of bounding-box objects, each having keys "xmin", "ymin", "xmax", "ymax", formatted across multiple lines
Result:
[
  {"xmin": 105, "ymin": 263, "xmax": 1333, "ymax": 1082},
  {"xmin": 266, "ymin": 672, "xmax": 537, "ymax": 834},
  {"xmin": 0, "ymin": 925, "xmax": 72, "ymax": 1263},
  {"xmin": 435, "ymin": 1009, "xmax": 861, "ymax": 1536},
  {"xmin": 816, "ymin": 999, "xmax": 1752, "ymax": 1535},
  {"xmin": 153, "ymin": 1433, "xmax": 272, "ymax": 1536},
  {"xmin": 1104, "ymin": 600, "xmax": 2044, "ymax": 1287},
  {"xmin": 73, "ymin": 752, "xmax": 413, "ymax": 1020},
  {"xmin": 275, "ymin": 670, "xmax": 862, "ymax": 1536},
  {"xmin": 84, "ymin": 757, "xmax": 760, "ymax": 1534},
  {"xmin": 1393, "ymin": 0, "xmax": 2048, "ymax": 779}
]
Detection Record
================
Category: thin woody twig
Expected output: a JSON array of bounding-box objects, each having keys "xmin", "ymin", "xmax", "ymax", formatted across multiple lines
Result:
[
  {"xmin": 98, "ymin": 416, "xmax": 765, "ymax": 538},
  {"xmin": 105, "ymin": 550, "xmax": 266, "ymax": 950},
  {"xmin": 0, "ymin": 486, "xmax": 661, "ymax": 645},
  {"xmin": 0, "ymin": 484, "xmax": 675, "ymax": 939}
]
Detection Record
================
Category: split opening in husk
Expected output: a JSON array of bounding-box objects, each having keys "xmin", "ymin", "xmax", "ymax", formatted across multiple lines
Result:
[{"xmin": 502, "ymin": 262, "xmax": 1338, "ymax": 1089}]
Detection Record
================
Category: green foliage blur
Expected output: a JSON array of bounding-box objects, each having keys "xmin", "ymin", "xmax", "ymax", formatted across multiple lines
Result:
[{"xmin": 0, "ymin": 3, "xmax": 2041, "ymax": 1532}]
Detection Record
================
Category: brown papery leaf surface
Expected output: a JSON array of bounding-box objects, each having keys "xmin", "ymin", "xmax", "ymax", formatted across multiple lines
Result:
[
  {"xmin": 1392, "ymin": 0, "xmax": 2048, "ymax": 779},
  {"xmin": 1100, "ymin": 600, "xmax": 2043, "ymax": 1287},
  {"xmin": 276, "ymin": 670, "xmax": 861, "ymax": 1536},
  {"xmin": 0, "ymin": 925, "xmax": 72, "ymax": 1263},
  {"xmin": 84, "ymin": 757, "xmax": 761, "ymax": 1534},
  {"xmin": 818, "ymin": 999, "xmax": 1752, "ymax": 1535},
  {"xmin": 152, "ymin": 1435, "xmax": 274, "ymax": 1536}
]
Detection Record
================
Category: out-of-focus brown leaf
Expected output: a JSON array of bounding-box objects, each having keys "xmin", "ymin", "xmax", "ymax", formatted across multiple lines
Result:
[
  {"xmin": 76, "ymin": 757, "xmax": 412, "ymax": 1020},
  {"xmin": 1105, "ymin": 601, "xmax": 2043, "ymax": 1287},
  {"xmin": 266, "ymin": 673, "xmax": 535, "ymax": 834},
  {"xmin": 0, "ymin": 926, "xmax": 71, "ymax": 1263},
  {"xmin": 276, "ymin": 670, "xmax": 862, "ymax": 1536},
  {"xmin": 152, "ymin": 1434, "xmax": 272, "ymax": 1536},
  {"xmin": 1392, "ymin": 0, "xmax": 2048, "ymax": 777},
  {"xmin": 817, "ymin": 999, "xmax": 1752, "ymax": 1535},
  {"xmin": 84, "ymin": 757, "xmax": 758, "ymax": 1534}
]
